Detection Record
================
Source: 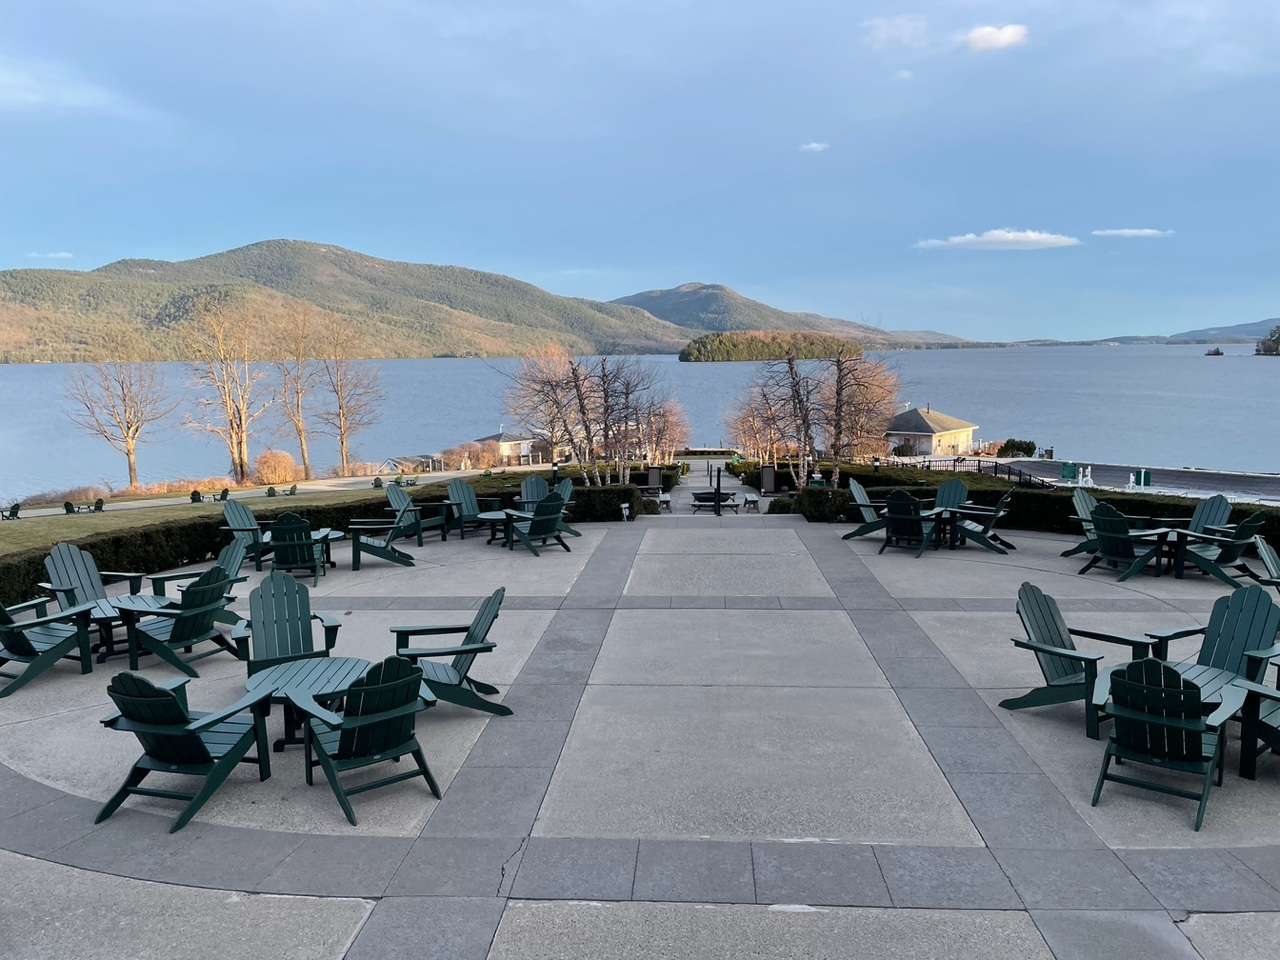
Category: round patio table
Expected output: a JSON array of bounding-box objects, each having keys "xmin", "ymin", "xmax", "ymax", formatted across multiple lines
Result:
[
  {"xmin": 88, "ymin": 595, "xmax": 175, "ymax": 662},
  {"xmin": 246, "ymin": 656, "xmax": 371, "ymax": 752},
  {"xmin": 477, "ymin": 510, "xmax": 511, "ymax": 545}
]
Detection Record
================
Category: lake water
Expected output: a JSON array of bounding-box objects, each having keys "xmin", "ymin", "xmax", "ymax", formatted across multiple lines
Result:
[{"xmin": 0, "ymin": 344, "xmax": 1272, "ymax": 499}]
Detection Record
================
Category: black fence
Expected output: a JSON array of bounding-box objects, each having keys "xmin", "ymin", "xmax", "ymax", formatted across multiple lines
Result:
[{"xmin": 886, "ymin": 457, "xmax": 1054, "ymax": 488}]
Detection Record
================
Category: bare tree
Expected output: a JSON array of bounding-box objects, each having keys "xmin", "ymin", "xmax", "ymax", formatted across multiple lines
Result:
[
  {"xmin": 272, "ymin": 305, "xmax": 325, "ymax": 479},
  {"xmin": 187, "ymin": 308, "xmax": 273, "ymax": 483},
  {"xmin": 318, "ymin": 322, "xmax": 383, "ymax": 474},
  {"xmin": 67, "ymin": 359, "xmax": 177, "ymax": 488},
  {"xmin": 819, "ymin": 351, "xmax": 898, "ymax": 487},
  {"xmin": 505, "ymin": 348, "xmax": 579, "ymax": 468}
]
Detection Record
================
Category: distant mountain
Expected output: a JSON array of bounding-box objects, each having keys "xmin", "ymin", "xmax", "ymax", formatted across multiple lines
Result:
[
  {"xmin": 0, "ymin": 240, "xmax": 690, "ymax": 362},
  {"xmin": 611, "ymin": 283, "xmax": 961, "ymax": 346},
  {"xmin": 1166, "ymin": 318, "xmax": 1279, "ymax": 343},
  {"xmin": 0, "ymin": 241, "xmax": 968, "ymax": 362}
]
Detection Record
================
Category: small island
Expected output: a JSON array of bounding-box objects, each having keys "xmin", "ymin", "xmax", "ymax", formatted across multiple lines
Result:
[
  {"xmin": 1205, "ymin": 346, "xmax": 1224, "ymax": 356},
  {"xmin": 679, "ymin": 330, "xmax": 863, "ymax": 362}
]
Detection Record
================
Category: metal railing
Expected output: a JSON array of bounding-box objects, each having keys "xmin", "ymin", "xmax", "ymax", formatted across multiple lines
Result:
[{"xmin": 885, "ymin": 457, "xmax": 1053, "ymax": 488}]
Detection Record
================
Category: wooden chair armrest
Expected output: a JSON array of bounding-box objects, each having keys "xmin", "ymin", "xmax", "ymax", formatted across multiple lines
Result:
[
  {"xmin": 17, "ymin": 602, "xmax": 96, "ymax": 628},
  {"xmin": 393, "ymin": 624, "xmax": 470, "ymax": 640},
  {"xmin": 188, "ymin": 688, "xmax": 275, "ymax": 731},
  {"xmin": 313, "ymin": 612, "xmax": 341, "ymax": 649},
  {"xmin": 283, "ymin": 687, "xmax": 344, "ymax": 728},
  {"xmin": 1106, "ymin": 703, "xmax": 1207, "ymax": 733},
  {"xmin": 399, "ymin": 642, "xmax": 495, "ymax": 659},
  {"xmin": 1146, "ymin": 626, "xmax": 1205, "ymax": 642},
  {"xmin": 338, "ymin": 701, "xmax": 426, "ymax": 730},
  {"xmin": 5, "ymin": 597, "xmax": 50, "ymax": 618},
  {"xmin": 1205, "ymin": 686, "xmax": 1247, "ymax": 728},
  {"xmin": 1068, "ymin": 628, "xmax": 1154, "ymax": 651},
  {"xmin": 1232, "ymin": 678, "xmax": 1280, "ymax": 702},
  {"xmin": 1244, "ymin": 644, "xmax": 1280, "ymax": 661},
  {"xmin": 1010, "ymin": 638, "xmax": 1103, "ymax": 662}
]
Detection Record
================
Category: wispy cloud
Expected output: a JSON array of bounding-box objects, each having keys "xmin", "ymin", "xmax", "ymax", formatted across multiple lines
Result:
[
  {"xmin": 1091, "ymin": 228, "xmax": 1174, "ymax": 238},
  {"xmin": 915, "ymin": 228, "xmax": 1079, "ymax": 251},
  {"xmin": 0, "ymin": 55, "xmax": 140, "ymax": 115},
  {"xmin": 863, "ymin": 15, "xmax": 929, "ymax": 50},
  {"xmin": 798, "ymin": 141, "xmax": 830, "ymax": 153},
  {"xmin": 26, "ymin": 250, "xmax": 74, "ymax": 260},
  {"xmin": 963, "ymin": 25, "xmax": 1029, "ymax": 52},
  {"xmin": 896, "ymin": 69, "xmax": 915, "ymax": 80}
]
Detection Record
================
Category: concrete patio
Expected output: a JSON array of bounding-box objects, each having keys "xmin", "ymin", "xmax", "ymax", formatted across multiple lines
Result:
[{"xmin": 2, "ymin": 471, "xmax": 1279, "ymax": 959}]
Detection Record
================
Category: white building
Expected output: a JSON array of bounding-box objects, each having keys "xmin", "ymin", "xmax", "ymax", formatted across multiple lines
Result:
[{"xmin": 885, "ymin": 407, "xmax": 979, "ymax": 457}]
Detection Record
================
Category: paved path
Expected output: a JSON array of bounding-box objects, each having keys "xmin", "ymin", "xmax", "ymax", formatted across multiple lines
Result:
[{"xmin": 1, "ymin": 506, "xmax": 1278, "ymax": 959}]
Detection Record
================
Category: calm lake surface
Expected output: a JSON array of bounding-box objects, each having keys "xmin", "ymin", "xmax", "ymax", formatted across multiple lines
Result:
[{"xmin": 0, "ymin": 344, "xmax": 1272, "ymax": 499}]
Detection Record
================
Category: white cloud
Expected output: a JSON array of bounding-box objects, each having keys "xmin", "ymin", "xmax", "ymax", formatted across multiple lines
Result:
[
  {"xmin": 0, "ymin": 55, "xmax": 139, "ymax": 115},
  {"xmin": 798, "ymin": 141, "xmax": 830, "ymax": 153},
  {"xmin": 863, "ymin": 15, "xmax": 929, "ymax": 50},
  {"xmin": 915, "ymin": 228, "xmax": 1080, "ymax": 251},
  {"xmin": 1091, "ymin": 228, "xmax": 1174, "ymax": 238},
  {"xmin": 26, "ymin": 251, "xmax": 74, "ymax": 260},
  {"xmin": 896, "ymin": 69, "xmax": 915, "ymax": 80},
  {"xmin": 963, "ymin": 24, "xmax": 1029, "ymax": 52}
]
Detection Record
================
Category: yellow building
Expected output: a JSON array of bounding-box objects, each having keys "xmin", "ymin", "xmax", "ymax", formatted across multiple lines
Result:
[{"xmin": 885, "ymin": 407, "xmax": 978, "ymax": 457}]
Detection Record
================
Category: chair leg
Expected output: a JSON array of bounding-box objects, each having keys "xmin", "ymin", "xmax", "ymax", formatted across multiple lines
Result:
[
  {"xmin": 96, "ymin": 766, "xmax": 148, "ymax": 823},
  {"xmin": 316, "ymin": 749, "xmax": 358, "ymax": 825},
  {"xmin": 172, "ymin": 742, "xmax": 249, "ymax": 832},
  {"xmin": 411, "ymin": 746, "xmax": 442, "ymax": 798},
  {"xmin": 1078, "ymin": 555, "xmax": 1101, "ymax": 576},
  {"xmin": 138, "ymin": 632, "xmax": 200, "ymax": 678},
  {"xmin": 466, "ymin": 676, "xmax": 501, "ymax": 696},
  {"xmin": 304, "ymin": 724, "xmax": 315, "ymax": 786},
  {"xmin": 1090, "ymin": 744, "xmax": 1113, "ymax": 807}
]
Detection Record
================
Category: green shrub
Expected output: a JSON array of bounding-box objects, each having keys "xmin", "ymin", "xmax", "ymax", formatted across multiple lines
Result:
[
  {"xmin": 997, "ymin": 438, "xmax": 1037, "ymax": 458},
  {"xmin": 766, "ymin": 496, "xmax": 795, "ymax": 514}
]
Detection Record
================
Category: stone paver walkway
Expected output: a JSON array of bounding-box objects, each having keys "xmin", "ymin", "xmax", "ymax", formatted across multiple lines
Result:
[{"xmin": 2, "ymin": 475, "xmax": 1279, "ymax": 958}]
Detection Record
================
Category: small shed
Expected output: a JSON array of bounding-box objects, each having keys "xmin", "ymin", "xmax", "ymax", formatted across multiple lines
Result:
[
  {"xmin": 885, "ymin": 407, "xmax": 978, "ymax": 457},
  {"xmin": 472, "ymin": 430, "xmax": 549, "ymax": 465}
]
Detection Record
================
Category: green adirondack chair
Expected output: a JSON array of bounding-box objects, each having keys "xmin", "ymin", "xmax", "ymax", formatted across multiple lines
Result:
[
  {"xmin": 349, "ymin": 504, "xmax": 418, "ymax": 571},
  {"xmin": 446, "ymin": 478, "xmax": 501, "ymax": 538},
  {"xmin": 1242, "ymin": 536, "xmax": 1280, "ymax": 596},
  {"xmin": 96, "ymin": 673, "xmax": 272, "ymax": 832},
  {"xmin": 1092, "ymin": 659, "xmax": 1241, "ymax": 831},
  {"xmin": 63, "ymin": 501, "xmax": 76, "ymax": 515},
  {"xmin": 222, "ymin": 500, "xmax": 273, "ymax": 570},
  {"xmin": 295, "ymin": 656, "xmax": 441, "ymax": 826},
  {"xmin": 115, "ymin": 566, "xmax": 236, "ymax": 676},
  {"xmin": 1078, "ymin": 503, "xmax": 1168, "ymax": 580},
  {"xmin": 1181, "ymin": 512, "xmax": 1266, "ymax": 588},
  {"xmin": 521, "ymin": 475, "xmax": 550, "ymax": 507},
  {"xmin": 2, "ymin": 503, "xmax": 19, "ymax": 521},
  {"xmin": 147, "ymin": 540, "xmax": 247, "ymax": 628},
  {"xmin": 999, "ymin": 582, "xmax": 1156, "ymax": 738},
  {"xmin": 42, "ymin": 542, "xmax": 144, "ymax": 608},
  {"xmin": 879, "ymin": 490, "xmax": 937, "ymax": 557},
  {"xmin": 393, "ymin": 588, "xmax": 510, "ymax": 715},
  {"xmin": 385, "ymin": 482, "xmax": 448, "ymax": 542},
  {"xmin": 269, "ymin": 512, "xmax": 327, "ymax": 585},
  {"xmin": 0, "ymin": 598, "xmax": 95, "ymax": 697},
  {"xmin": 509, "ymin": 494, "xmax": 570, "ymax": 557},
  {"xmin": 932, "ymin": 478, "xmax": 968, "ymax": 511},
  {"xmin": 554, "ymin": 477, "xmax": 583, "ymax": 537},
  {"xmin": 1183, "ymin": 494, "xmax": 1233, "ymax": 534},
  {"xmin": 841, "ymin": 479, "xmax": 887, "ymax": 540},
  {"xmin": 232, "ymin": 572, "xmax": 340, "ymax": 676},
  {"xmin": 1060, "ymin": 488, "xmax": 1100, "ymax": 558},
  {"xmin": 954, "ymin": 491, "xmax": 1016, "ymax": 554}
]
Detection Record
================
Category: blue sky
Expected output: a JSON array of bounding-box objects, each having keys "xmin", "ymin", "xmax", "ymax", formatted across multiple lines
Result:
[{"xmin": 3, "ymin": 1, "xmax": 1277, "ymax": 340}]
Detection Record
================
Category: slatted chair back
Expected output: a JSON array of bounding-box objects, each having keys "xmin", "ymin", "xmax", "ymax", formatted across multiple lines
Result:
[
  {"xmin": 1072, "ymin": 488, "xmax": 1099, "ymax": 535},
  {"xmin": 454, "ymin": 588, "xmax": 505, "ymax": 678},
  {"xmin": 45, "ymin": 542, "xmax": 107, "ymax": 603},
  {"xmin": 1205, "ymin": 512, "xmax": 1266, "ymax": 566},
  {"xmin": 215, "ymin": 539, "xmax": 247, "ymax": 577},
  {"xmin": 1256, "ymin": 537, "xmax": 1280, "ymax": 580},
  {"xmin": 1091, "ymin": 503, "xmax": 1138, "ymax": 563},
  {"xmin": 555, "ymin": 478, "xmax": 574, "ymax": 503},
  {"xmin": 271, "ymin": 513, "xmax": 315, "ymax": 568},
  {"xmin": 848, "ymin": 480, "xmax": 879, "ymax": 524},
  {"xmin": 336, "ymin": 656, "xmax": 424, "ymax": 761},
  {"xmin": 106, "ymin": 673, "xmax": 210, "ymax": 766},
  {"xmin": 1016, "ymin": 582, "xmax": 1080, "ymax": 685},
  {"xmin": 1194, "ymin": 585, "xmax": 1279, "ymax": 680},
  {"xmin": 167, "ymin": 566, "xmax": 231, "ymax": 649},
  {"xmin": 386, "ymin": 482, "xmax": 411, "ymax": 513},
  {"xmin": 447, "ymin": 479, "xmax": 480, "ymax": 519},
  {"xmin": 525, "ymin": 494, "xmax": 565, "ymax": 539},
  {"xmin": 522, "ymin": 476, "xmax": 550, "ymax": 504},
  {"xmin": 934, "ymin": 479, "xmax": 968, "ymax": 511},
  {"xmin": 883, "ymin": 490, "xmax": 925, "ymax": 541},
  {"xmin": 0, "ymin": 606, "xmax": 39, "ymax": 658},
  {"xmin": 1187, "ymin": 495, "xmax": 1232, "ymax": 535},
  {"xmin": 223, "ymin": 500, "xmax": 265, "ymax": 550},
  {"xmin": 1109, "ymin": 659, "xmax": 1206, "ymax": 764},
  {"xmin": 969, "ymin": 491, "xmax": 1012, "ymax": 536},
  {"xmin": 247, "ymin": 572, "xmax": 316, "ymax": 664}
]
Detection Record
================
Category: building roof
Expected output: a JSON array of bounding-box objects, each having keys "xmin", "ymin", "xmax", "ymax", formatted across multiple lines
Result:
[
  {"xmin": 885, "ymin": 407, "xmax": 978, "ymax": 435},
  {"xmin": 473, "ymin": 431, "xmax": 536, "ymax": 444}
]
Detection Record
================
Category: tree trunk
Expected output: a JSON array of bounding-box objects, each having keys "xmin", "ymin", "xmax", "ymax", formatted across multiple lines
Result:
[
  {"xmin": 126, "ymin": 443, "xmax": 139, "ymax": 488},
  {"xmin": 296, "ymin": 426, "xmax": 313, "ymax": 479}
]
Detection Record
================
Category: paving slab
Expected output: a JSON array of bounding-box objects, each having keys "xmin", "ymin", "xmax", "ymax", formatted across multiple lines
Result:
[
  {"xmin": 423, "ymin": 765, "xmax": 552, "ymax": 839},
  {"xmin": 915, "ymin": 724, "xmax": 1042, "ymax": 774},
  {"xmin": 638, "ymin": 529, "xmax": 810, "ymax": 555},
  {"xmin": 345, "ymin": 896, "xmax": 504, "ymax": 960},
  {"xmin": 0, "ymin": 849, "xmax": 369, "ymax": 960},
  {"xmin": 465, "ymin": 720, "xmax": 571, "ymax": 768},
  {"xmin": 992, "ymin": 848, "xmax": 1160, "ymax": 910},
  {"xmin": 873, "ymin": 845, "xmax": 1021, "ymax": 909},
  {"xmin": 387, "ymin": 836, "xmax": 526, "ymax": 897},
  {"xmin": 751, "ymin": 841, "xmax": 891, "ymax": 906},
  {"xmin": 590, "ymin": 610, "xmax": 886, "ymax": 687},
  {"xmin": 946, "ymin": 773, "xmax": 1104, "ymax": 849},
  {"xmin": 487, "ymin": 900, "xmax": 1055, "ymax": 960},
  {"xmin": 1117, "ymin": 848, "xmax": 1280, "ymax": 912},
  {"xmin": 1030, "ymin": 909, "xmax": 1201, "ymax": 960},
  {"xmin": 536, "ymin": 685, "xmax": 979, "ymax": 844},
  {"xmin": 625, "ymin": 554, "xmax": 833, "ymax": 597},
  {"xmin": 632, "ymin": 839, "xmax": 756, "ymax": 903},
  {"xmin": 1181, "ymin": 911, "xmax": 1280, "ymax": 960},
  {"xmin": 510, "ymin": 837, "xmax": 638, "ymax": 900}
]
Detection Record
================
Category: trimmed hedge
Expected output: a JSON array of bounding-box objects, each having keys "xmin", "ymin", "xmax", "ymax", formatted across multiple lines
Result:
[{"xmin": 0, "ymin": 479, "xmax": 644, "ymax": 605}]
